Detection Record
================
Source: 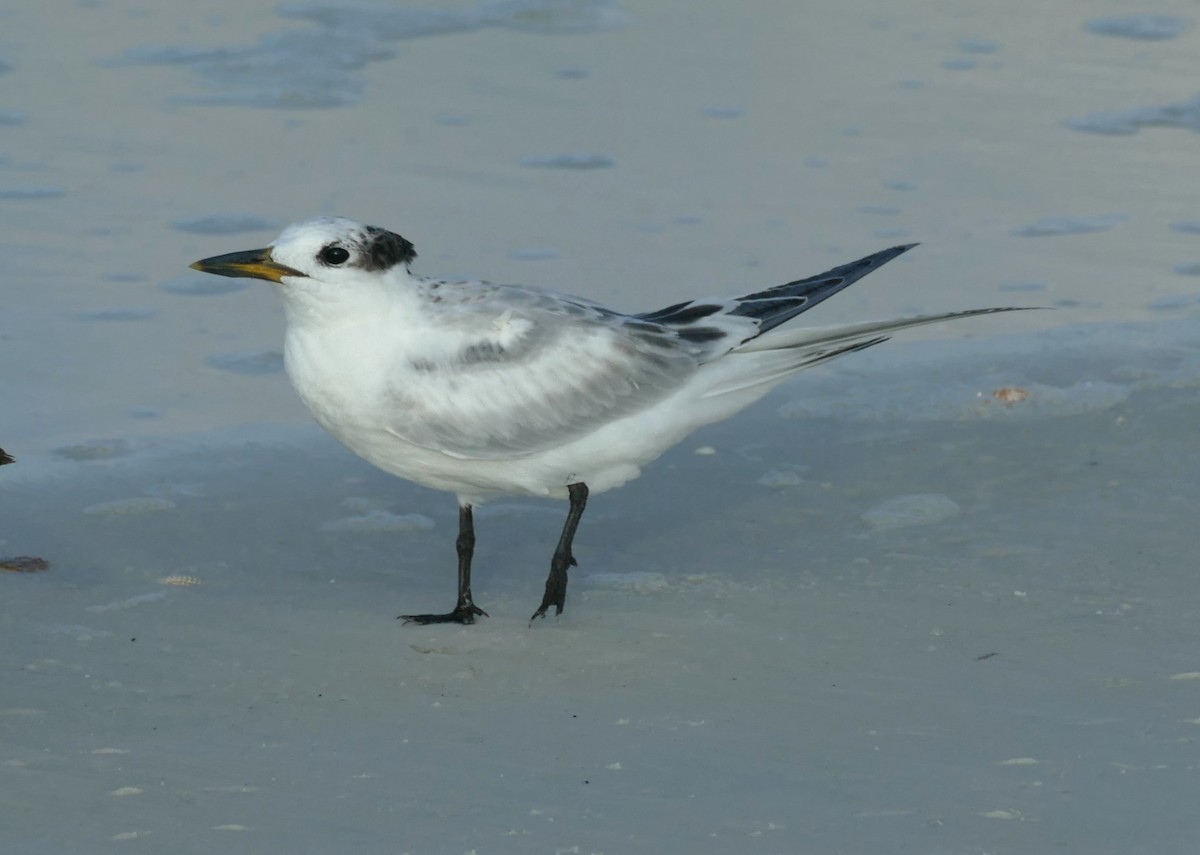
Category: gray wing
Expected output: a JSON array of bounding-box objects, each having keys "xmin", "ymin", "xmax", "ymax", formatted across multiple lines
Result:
[
  {"xmin": 384, "ymin": 250, "xmax": 1023, "ymax": 458},
  {"xmin": 383, "ymin": 284, "xmax": 730, "ymax": 459}
]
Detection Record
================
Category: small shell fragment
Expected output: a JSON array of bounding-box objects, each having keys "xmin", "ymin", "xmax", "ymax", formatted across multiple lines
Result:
[
  {"xmin": 993, "ymin": 386, "xmax": 1030, "ymax": 404},
  {"xmin": 1, "ymin": 556, "xmax": 50, "ymax": 573},
  {"xmin": 158, "ymin": 575, "xmax": 202, "ymax": 587}
]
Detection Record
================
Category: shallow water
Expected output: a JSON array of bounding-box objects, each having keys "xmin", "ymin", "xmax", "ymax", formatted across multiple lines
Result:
[{"xmin": 5, "ymin": 1, "xmax": 1200, "ymax": 851}]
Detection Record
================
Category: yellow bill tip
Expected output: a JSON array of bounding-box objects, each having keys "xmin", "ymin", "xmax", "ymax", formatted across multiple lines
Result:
[{"xmin": 189, "ymin": 248, "xmax": 301, "ymax": 284}]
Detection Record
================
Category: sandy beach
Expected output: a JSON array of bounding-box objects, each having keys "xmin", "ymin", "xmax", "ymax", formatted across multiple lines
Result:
[{"xmin": 3, "ymin": 1, "xmax": 1200, "ymax": 851}]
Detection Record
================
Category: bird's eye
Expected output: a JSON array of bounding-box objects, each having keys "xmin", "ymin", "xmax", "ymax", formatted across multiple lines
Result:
[{"xmin": 319, "ymin": 245, "xmax": 351, "ymax": 266}]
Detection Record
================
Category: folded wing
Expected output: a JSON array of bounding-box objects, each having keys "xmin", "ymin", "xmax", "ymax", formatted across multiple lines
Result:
[{"xmin": 383, "ymin": 289, "xmax": 718, "ymax": 459}]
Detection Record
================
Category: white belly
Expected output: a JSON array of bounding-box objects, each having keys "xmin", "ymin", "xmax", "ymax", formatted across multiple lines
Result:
[{"xmin": 282, "ymin": 322, "xmax": 769, "ymax": 504}]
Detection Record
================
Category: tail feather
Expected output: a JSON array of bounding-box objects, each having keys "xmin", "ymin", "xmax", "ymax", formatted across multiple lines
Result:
[
  {"xmin": 701, "ymin": 306, "xmax": 1035, "ymax": 400},
  {"xmin": 634, "ymin": 242, "xmax": 1035, "ymax": 404},
  {"xmin": 734, "ymin": 307, "xmax": 1032, "ymax": 354},
  {"xmin": 702, "ymin": 336, "xmax": 890, "ymax": 398}
]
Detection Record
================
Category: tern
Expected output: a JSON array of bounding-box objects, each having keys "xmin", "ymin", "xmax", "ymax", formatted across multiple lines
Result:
[{"xmin": 192, "ymin": 217, "xmax": 1018, "ymax": 624}]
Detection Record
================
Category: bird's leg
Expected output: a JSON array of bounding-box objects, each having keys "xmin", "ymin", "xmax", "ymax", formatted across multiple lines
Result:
[
  {"xmin": 531, "ymin": 482, "xmax": 589, "ymax": 623},
  {"xmin": 400, "ymin": 504, "xmax": 489, "ymax": 625}
]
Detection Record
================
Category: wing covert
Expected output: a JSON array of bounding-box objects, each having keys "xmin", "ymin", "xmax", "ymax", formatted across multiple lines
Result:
[{"xmin": 382, "ymin": 294, "xmax": 707, "ymax": 459}]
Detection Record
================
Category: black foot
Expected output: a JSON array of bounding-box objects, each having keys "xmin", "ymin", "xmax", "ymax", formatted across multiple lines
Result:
[
  {"xmin": 399, "ymin": 603, "xmax": 488, "ymax": 625},
  {"xmin": 530, "ymin": 554, "xmax": 575, "ymax": 624}
]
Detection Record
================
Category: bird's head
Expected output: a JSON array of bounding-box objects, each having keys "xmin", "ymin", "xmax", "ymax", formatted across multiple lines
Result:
[{"xmin": 190, "ymin": 217, "xmax": 417, "ymax": 315}]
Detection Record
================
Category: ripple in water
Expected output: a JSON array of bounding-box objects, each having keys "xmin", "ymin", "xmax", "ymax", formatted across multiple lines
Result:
[{"xmin": 105, "ymin": 0, "xmax": 629, "ymax": 110}]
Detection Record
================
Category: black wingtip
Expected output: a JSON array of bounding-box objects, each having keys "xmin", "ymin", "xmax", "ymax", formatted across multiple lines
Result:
[
  {"xmin": 730, "ymin": 242, "xmax": 921, "ymax": 335},
  {"xmin": 0, "ymin": 449, "xmax": 14, "ymax": 466},
  {"xmin": 876, "ymin": 242, "xmax": 919, "ymax": 262}
]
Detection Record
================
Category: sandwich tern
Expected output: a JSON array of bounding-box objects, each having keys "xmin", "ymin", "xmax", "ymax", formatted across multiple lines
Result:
[{"xmin": 192, "ymin": 217, "xmax": 1019, "ymax": 624}]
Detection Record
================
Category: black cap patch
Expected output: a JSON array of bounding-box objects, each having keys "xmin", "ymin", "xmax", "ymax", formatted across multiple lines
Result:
[{"xmin": 356, "ymin": 226, "xmax": 417, "ymax": 271}]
